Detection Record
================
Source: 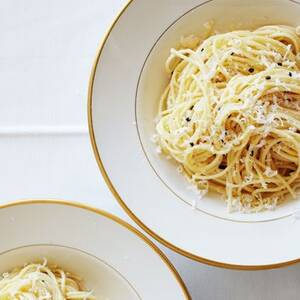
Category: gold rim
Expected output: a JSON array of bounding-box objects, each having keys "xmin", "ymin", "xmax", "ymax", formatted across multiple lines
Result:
[
  {"xmin": 87, "ymin": 0, "xmax": 300, "ymax": 270},
  {"xmin": 0, "ymin": 198, "xmax": 191, "ymax": 299}
]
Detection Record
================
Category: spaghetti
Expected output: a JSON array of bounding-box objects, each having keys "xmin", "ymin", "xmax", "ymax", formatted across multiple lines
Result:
[
  {"xmin": 0, "ymin": 260, "xmax": 95, "ymax": 299},
  {"xmin": 155, "ymin": 25, "xmax": 300, "ymax": 212}
]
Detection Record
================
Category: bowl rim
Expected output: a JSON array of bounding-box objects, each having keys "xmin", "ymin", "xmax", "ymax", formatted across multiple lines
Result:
[
  {"xmin": 87, "ymin": 0, "xmax": 300, "ymax": 270},
  {"xmin": 0, "ymin": 199, "xmax": 191, "ymax": 299}
]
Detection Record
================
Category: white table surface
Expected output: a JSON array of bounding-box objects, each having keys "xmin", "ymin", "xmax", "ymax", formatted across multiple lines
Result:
[{"xmin": 1, "ymin": 1, "xmax": 300, "ymax": 299}]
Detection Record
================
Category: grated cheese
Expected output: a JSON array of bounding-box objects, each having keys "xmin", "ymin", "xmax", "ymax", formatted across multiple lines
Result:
[
  {"xmin": 155, "ymin": 146, "xmax": 162, "ymax": 154},
  {"xmin": 180, "ymin": 34, "xmax": 200, "ymax": 49},
  {"xmin": 264, "ymin": 167, "xmax": 278, "ymax": 177}
]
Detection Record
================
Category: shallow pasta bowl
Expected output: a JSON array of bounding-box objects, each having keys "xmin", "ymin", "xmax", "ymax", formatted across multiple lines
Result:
[
  {"xmin": 89, "ymin": 0, "xmax": 300, "ymax": 269},
  {"xmin": 0, "ymin": 200, "xmax": 189, "ymax": 299}
]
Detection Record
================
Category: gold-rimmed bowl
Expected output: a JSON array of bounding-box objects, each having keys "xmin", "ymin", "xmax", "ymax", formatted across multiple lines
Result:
[
  {"xmin": 0, "ymin": 200, "xmax": 189, "ymax": 299},
  {"xmin": 89, "ymin": 0, "xmax": 300, "ymax": 269}
]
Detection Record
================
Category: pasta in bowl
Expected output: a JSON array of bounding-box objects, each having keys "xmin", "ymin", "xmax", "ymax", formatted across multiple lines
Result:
[
  {"xmin": 0, "ymin": 258, "xmax": 96, "ymax": 300},
  {"xmin": 155, "ymin": 25, "xmax": 300, "ymax": 212},
  {"xmin": 0, "ymin": 245, "xmax": 133, "ymax": 300}
]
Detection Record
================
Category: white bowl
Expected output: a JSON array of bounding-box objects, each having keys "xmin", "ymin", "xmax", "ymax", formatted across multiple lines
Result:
[
  {"xmin": 89, "ymin": 0, "xmax": 300, "ymax": 269},
  {"xmin": 0, "ymin": 200, "xmax": 189, "ymax": 299}
]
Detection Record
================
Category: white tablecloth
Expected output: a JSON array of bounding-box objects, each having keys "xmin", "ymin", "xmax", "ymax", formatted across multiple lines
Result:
[{"xmin": 1, "ymin": 1, "xmax": 300, "ymax": 299}]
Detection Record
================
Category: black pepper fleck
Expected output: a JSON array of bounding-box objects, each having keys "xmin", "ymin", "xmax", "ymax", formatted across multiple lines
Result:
[
  {"xmin": 190, "ymin": 105, "xmax": 194, "ymax": 110},
  {"xmin": 231, "ymin": 52, "xmax": 234, "ymax": 56},
  {"xmin": 265, "ymin": 76, "xmax": 271, "ymax": 80},
  {"xmin": 190, "ymin": 142, "xmax": 194, "ymax": 147},
  {"xmin": 186, "ymin": 117, "xmax": 191, "ymax": 122},
  {"xmin": 201, "ymin": 48, "xmax": 204, "ymax": 52},
  {"xmin": 277, "ymin": 62, "xmax": 282, "ymax": 66},
  {"xmin": 248, "ymin": 68, "xmax": 254, "ymax": 73},
  {"xmin": 289, "ymin": 72, "xmax": 293, "ymax": 77}
]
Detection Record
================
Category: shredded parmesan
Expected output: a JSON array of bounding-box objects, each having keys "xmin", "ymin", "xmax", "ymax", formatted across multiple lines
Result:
[{"xmin": 264, "ymin": 167, "xmax": 278, "ymax": 177}]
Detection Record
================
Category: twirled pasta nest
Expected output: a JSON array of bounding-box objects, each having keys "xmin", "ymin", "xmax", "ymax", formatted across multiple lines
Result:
[{"xmin": 156, "ymin": 25, "xmax": 300, "ymax": 212}]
